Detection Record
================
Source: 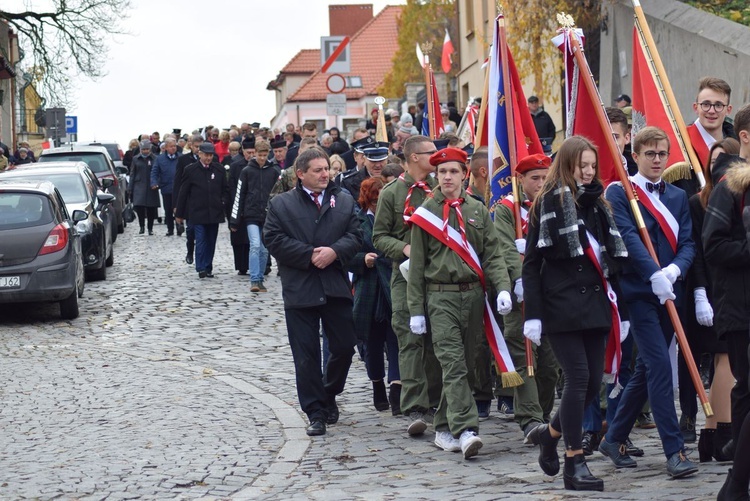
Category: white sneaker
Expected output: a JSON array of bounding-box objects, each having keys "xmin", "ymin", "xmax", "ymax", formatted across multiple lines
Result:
[
  {"xmin": 434, "ymin": 431, "xmax": 461, "ymax": 452},
  {"xmin": 459, "ymin": 429, "xmax": 483, "ymax": 459}
]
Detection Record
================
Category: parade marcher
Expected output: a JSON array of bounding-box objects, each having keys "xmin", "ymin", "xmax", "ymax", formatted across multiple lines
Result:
[
  {"xmin": 528, "ymin": 96, "xmax": 556, "ymax": 154},
  {"xmin": 373, "ymin": 135, "xmax": 442, "ymax": 437},
  {"xmin": 123, "ymin": 138, "xmax": 138, "ymax": 171},
  {"xmin": 687, "ymin": 77, "xmax": 735, "ymax": 170},
  {"xmin": 494, "ymin": 152, "xmax": 559, "ymax": 440},
  {"xmin": 466, "ymin": 147, "xmax": 489, "ymax": 204},
  {"xmin": 173, "ymin": 134, "xmax": 202, "ymax": 263},
  {"xmin": 271, "ymin": 139, "xmax": 287, "ymax": 171},
  {"xmin": 522, "ymin": 136, "xmax": 628, "ymax": 491},
  {"xmin": 151, "ymin": 137, "xmax": 179, "ymax": 236},
  {"xmin": 339, "ymin": 128, "xmax": 370, "ymax": 174},
  {"xmin": 230, "ymin": 139, "xmax": 280, "ymax": 292},
  {"xmin": 175, "ymin": 142, "xmax": 228, "ymax": 279},
  {"xmin": 270, "ymin": 137, "xmax": 318, "ymax": 200},
  {"xmin": 343, "ymin": 142, "xmax": 388, "ymax": 204},
  {"xmin": 347, "ymin": 177, "xmax": 401, "ymax": 414},
  {"xmin": 407, "ymin": 147, "xmax": 513, "ymax": 459},
  {"xmin": 226, "ymin": 138, "xmax": 254, "ymax": 276},
  {"xmin": 285, "ymin": 122, "xmax": 318, "ymax": 168},
  {"xmin": 129, "ymin": 139, "xmax": 161, "ymax": 235},
  {"xmin": 600, "ymin": 126, "xmax": 697, "ymax": 479},
  {"xmin": 263, "ymin": 147, "xmax": 362, "ymax": 437}
]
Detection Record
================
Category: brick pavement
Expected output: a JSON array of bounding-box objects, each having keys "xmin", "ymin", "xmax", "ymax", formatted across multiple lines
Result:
[{"xmin": 0, "ymin": 223, "xmax": 727, "ymax": 500}]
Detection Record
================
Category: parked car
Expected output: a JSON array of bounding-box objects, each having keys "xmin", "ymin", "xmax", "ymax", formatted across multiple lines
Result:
[
  {"xmin": 39, "ymin": 144, "xmax": 127, "ymax": 233},
  {"xmin": 72, "ymin": 140, "xmax": 127, "ymax": 192},
  {"xmin": 0, "ymin": 162, "xmax": 115, "ymax": 281},
  {"xmin": 0, "ymin": 180, "xmax": 87, "ymax": 319}
]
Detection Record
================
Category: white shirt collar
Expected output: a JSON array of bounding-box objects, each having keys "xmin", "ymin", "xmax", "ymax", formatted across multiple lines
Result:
[
  {"xmin": 631, "ymin": 172, "xmax": 662, "ymax": 198},
  {"xmin": 302, "ymin": 185, "xmax": 324, "ymax": 203}
]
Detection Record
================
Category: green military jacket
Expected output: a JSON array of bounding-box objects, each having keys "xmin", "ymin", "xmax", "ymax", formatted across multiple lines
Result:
[
  {"xmin": 407, "ymin": 187, "xmax": 511, "ymax": 317},
  {"xmin": 269, "ymin": 165, "xmax": 296, "ymax": 199},
  {"xmin": 493, "ymin": 193, "xmax": 527, "ymax": 283}
]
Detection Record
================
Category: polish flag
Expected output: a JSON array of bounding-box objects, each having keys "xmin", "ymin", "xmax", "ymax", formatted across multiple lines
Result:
[
  {"xmin": 441, "ymin": 29, "xmax": 454, "ymax": 74},
  {"xmin": 416, "ymin": 42, "xmax": 425, "ymax": 68}
]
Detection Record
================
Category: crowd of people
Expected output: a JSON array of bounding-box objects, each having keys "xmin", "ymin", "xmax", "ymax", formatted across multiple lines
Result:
[{"xmin": 124, "ymin": 75, "xmax": 750, "ymax": 498}]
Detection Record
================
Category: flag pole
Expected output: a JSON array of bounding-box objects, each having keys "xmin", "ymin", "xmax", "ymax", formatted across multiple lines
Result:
[
  {"xmin": 632, "ymin": 0, "xmax": 705, "ymax": 188},
  {"xmin": 561, "ymin": 16, "xmax": 712, "ymax": 417},
  {"xmin": 421, "ymin": 42, "xmax": 437, "ymax": 140}
]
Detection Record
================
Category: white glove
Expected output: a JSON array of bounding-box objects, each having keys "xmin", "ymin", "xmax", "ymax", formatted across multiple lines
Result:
[
  {"xmin": 694, "ymin": 287, "xmax": 714, "ymax": 327},
  {"xmin": 410, "ymin": 315, "xmax": 426, "ymax": 335},
  {"xmin": 513, "ymin": 278, "xmax": 524, "ymax": 303},
  {"xmin": 620, "ymin": 320, "xmax": 630, "ymax": 343},
  {"xmin": 650, "ymin": 270, "xmax": 676, "ymax": 304},
  {"xmin": 399, "ymin": 259, "xmax": 410, "ymax": 281},
  {"xmin": 661, "ymin": 263, "xmax": 681, "ymax": 285},
  {"xmin": 523, "ymin": 319, "xmax": 542, "ymax": 346},
  {"xmin": 496, "ymin": 290, "xmax": 513, "ymax": 315},
  {"xmin": 515, "ymin": 238, "xmax": 526, "ymax": 255}
]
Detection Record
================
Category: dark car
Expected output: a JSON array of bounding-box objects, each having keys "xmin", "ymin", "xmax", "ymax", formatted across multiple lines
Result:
[
  {"xmin": 0, "ymin": 180, "xmax": 87, "ymax": 319},
  {"xmin": 72, "ymin": 141, "xmax": 128, "ymax": 197},
  {"xmin": 39, "ymin": 145, "xmax": 127, "ymax": 234},
  {"xmin": 0, "ymin": 162, "xmax": 116, "ymax": 281}
]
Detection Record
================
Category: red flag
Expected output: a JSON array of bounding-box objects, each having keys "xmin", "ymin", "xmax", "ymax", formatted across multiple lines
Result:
[
  {"xmin": 631, "ymin": 27, "xmax": 686, "ymax": 164},
  {"xmin": 441, "ymin": 29, "xmax": 454, "ymax": 74},
  {"xmin": 507, "ymin": 49, "xmax": 544, "ymax": 160}
]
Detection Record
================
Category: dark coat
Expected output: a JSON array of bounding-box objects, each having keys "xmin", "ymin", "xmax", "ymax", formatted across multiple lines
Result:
[
  {"xmin": 229, "ymin": 159, "xmax": 280, "ymax": 227},
  {"xmin": 346, "ymin": 210, "xmax": 392, "ymax": 342},
  {"xmin": 264, "ymin": 181, "xmax": 362, "ymax": 309},
  {"xmin": 129, "ymin": 153, "xmax": 161, "ymax": 208},
  {"xmin": 342, "ymin": 166, "xmax": 371, "ymax": 206},
  {"xmin": 531, "ymin": 109, "xmax": 556, "ymax": 140},
  {"xmin": 173, "ymin": 152, "xmax": 199, "ymax": 205},
  {"xmin": 175, "ymin": 161, "xmax": 228, "ymax": 225},
  {"xmin": 151, "ymin": 152, "xmax": 178, "ymax": 195}
]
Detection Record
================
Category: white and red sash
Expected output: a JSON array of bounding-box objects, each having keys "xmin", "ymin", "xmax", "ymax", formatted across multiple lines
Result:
[
  {"xmin": 500, "ymin": 194, "xmax": 531, "ymax": 235},
  {"xmin": 687, "ymin": 122, "xmax": 712, "ymax": 170},
  {"xmin": 583, "ymin": 231, "xmax": 623, "ymax": 394},
  {"xmin": 631, "ymin": 180, "xmax": 679, "ymax": 254},
  {"xmin": 410, "ymin": 205, "xmax": 519, "ymax": 381}
]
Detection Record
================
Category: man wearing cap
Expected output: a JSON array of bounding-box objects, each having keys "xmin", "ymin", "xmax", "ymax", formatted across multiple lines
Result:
[
  {"xmin": 338, "ymin": 128, "xmax": 371, "ymax": 174},
  {"xmin": 151, "ymin": 137, "xmax": 180, "ymax": 236},
  {"xmin": 226, "ymin": 138, "xmax": 255, "ymax": 276},
  {"xmin": 173, "ymin": 134, "xmax": 203, "ymax": 262},
  {"xmin": 528, "ymin": 96, "xmax": 556, "ymax": 153},
  {"xmin": 493, "ymin": 153, "xmax": 559, "ymax": 442},
  {"xmin": 407, "ymin": 147, "xmax": 513, "ymax": 459},
  {"xmin": 615, "ymin": 94, "xmax": 631, "ymax": 109},
  {"xmin": 175, "ymin": 142, "xmax": 229, "ymax": 279},
  {"xmin": 373, "ymin": 135, "xmax": 442, "ymax": 438},
  {"xmin": 343, "ymin": 142, "xmax": 389, "ymax": 204},
  {"xmin": 270, "ymin": 139, "xmax": 287, "ymax": 170}
]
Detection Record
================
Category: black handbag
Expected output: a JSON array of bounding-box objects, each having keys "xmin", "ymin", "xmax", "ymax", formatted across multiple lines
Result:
[{"xmin": 123, "ymin": 203, "xmax": 136, "ymax": 223}]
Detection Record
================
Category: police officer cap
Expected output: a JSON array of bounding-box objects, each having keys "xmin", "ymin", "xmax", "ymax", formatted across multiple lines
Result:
[
  {"xmin": 270, "ymin": 139, "xmax": 287, "ymax": 149},
  {"xmin": 250, "ymin": 122, "xmax": 261, "ymax": 128},
  {"xmin": 199, "ymin": 142, "xmax": 216, "ymax": 154},
  {"xmin": 515, "ymin": 153, "xmax": 551, "ymax": 174},
  {"xmin": 433, "ymin": 138, "xmax": 451, "ymax": 151},
  {"xmin": 429, "ymin": 147, "xmax": 468, "ymax": 167},
  {"xmin": 352, "ymin": 135, "xmax": 375, "ymax": 153},
  {"xmin": 362, "ymin": 143, "xmax": 389, "ymax": 162}
]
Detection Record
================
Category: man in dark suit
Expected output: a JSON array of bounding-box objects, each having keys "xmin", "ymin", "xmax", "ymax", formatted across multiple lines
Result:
[
  {"xmin": 600, "ymin": 126, "xmax": 697, "ymax": 478},
  {"xmin": 339, "ymin": 128, "xmax": 371, "ymax": 174},
  {"xmin": 343, "ymin": 142, "xmax": 388, "ymax": 205},
  {"xmin": 285, "ymin": 122, "xmax": 318, "ymax": 168},
  {"xmin": 264, "ymin": 147, "xmax": 363, "ymax": 436},
  {"xmin": 173, "ymin": 134, "xmax": 203, "ymax": 263}
]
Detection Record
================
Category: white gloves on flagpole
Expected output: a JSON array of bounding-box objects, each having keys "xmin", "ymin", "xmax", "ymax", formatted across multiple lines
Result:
[
  {"xmin": 661, "ymin": 263, "xmax": 681, "ymax": 285},
  {"xmin": 649, "ymin": 270, "xmax": 675, "ymax": 304}
]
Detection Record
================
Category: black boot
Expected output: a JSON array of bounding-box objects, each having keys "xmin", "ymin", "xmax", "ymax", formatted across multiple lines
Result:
[
  {"xmin": 717, "ymin": 468, "xmax": 750, "ymax": 501},
  {"xmin": 526, "ymin": 424, "xmax": 560, "ymax": 476},
  {"xmin": 389, "ymin": 383, "xmax": 402, "ymax": 416},
  {"xmin": 563, "ymin": 454, "xmax": 604, "ymax": 491},
  {"xmin": 715, "ymin": 423, "xmax": 735, "ymax": 462},
  {"xmin": 372, "ymin": 380, "xmax": 389, "ymax": 411},
  {"xmin": 698, "ymin": 428, "xmax": 715, "ymax": 462},
  {"xmin": 139, "ymin": 226, "xmax": 145, "ymax": 234}
]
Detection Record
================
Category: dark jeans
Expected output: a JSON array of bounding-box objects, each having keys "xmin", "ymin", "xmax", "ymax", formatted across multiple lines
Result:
[
  {"xmin": 726, "ymin": 330, "xmax": 750, "ymax": 442},
  {"xmin": 193, "ymin": 223, "xmax": 219, "ymax": 273},
  {"xmin": 285, "ymin": 297, "xmax": 357, "ymax": 421},
  {"xmin": 160, "ymin": 192, "xmax": 174, "ymax": 232},
  {"xmin": 548, "ymin": 329, "xmax": 608, "ymax": 451},
  {"xmin": 365, "ymin": 319, "xmax": 400, "ymax": 383},
  {"xmin": 134, "ymin": 206, "xmax": 157, "ymax": 230}
]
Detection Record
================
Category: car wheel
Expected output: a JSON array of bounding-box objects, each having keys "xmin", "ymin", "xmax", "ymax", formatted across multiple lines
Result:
[
  {"xmin": 87, "ymin": 261, "xmax": 107, "ymax": 281},
  {"xmin": 106, "ymin": 243, "xmax": 114, "ymax": 267},
  {"xmin": 60, "ymin": 290, "xmax": 80, "ymax": 320}
]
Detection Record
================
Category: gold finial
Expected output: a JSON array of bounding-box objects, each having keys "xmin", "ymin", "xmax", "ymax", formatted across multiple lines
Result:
[
  {"xmin": 496, "ymin": 2, "xmax": 503, "ymax": 16},
  {"xmin": 557, "ymin": 12, "xmax": 576, "ymax": 29},
  {"xmin": 420, "ymin": 42, "xmax": 433, "ymax": 54}
]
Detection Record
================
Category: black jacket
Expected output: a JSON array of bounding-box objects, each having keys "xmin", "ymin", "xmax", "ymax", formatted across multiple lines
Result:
[
  {"xmin": 173, "ymin": 152, "xmax": 199, "ymax": 204},
  {"xmin": 342, "ymin": 167, "xmax": 371, "ymax": 206},
  {"xmin": 230, "ymin": 159, "xmax": 280, "ymax": 227},
  {"xmin": 532, "ymin": 109, "xmax": 556, "ymax": 140},
  {"xmin": 264, "ymin": 181, "xmax": 362, "ymax": 309},
  {"xmin": 175, "ymin": 161, "xmax": 228, "ymax": 225},
  {"xmin": 129, "ymin": 153, "xmax": 161, "ymax": 208}
]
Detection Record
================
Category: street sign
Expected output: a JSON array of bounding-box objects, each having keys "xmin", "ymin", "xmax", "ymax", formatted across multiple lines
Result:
[
  {"xmin": 65, "ymin": 116, "xmax": 78, "ymax": 134},
  {"xmin": 326, "ymin": 74, "xmax": 346, "ymax": 94},
  {"xmin": 45, "ymin": 107, "xmax": 66, "ymax": 143},
  {"xmin": 321, "ymin": 36, "xmax": 351, "ymax": 74},
  {"xmin": 326, "ymin": 94, "xmax": 347, "ymax": 116}
]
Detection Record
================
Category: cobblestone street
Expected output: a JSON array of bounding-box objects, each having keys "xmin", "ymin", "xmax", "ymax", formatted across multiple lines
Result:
[{"xmin": 0, "ymin": 224, "xmax": 728, "ymax": 500}]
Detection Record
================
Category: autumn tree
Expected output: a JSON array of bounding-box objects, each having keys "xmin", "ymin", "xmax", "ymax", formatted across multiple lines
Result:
[
  {"xmin": 1, "ymin": 0, "xmax": 131, "ymax": 107},
  {"xmin": 378, "ymin": 0, "xmax": 457, "ymax": 98}
]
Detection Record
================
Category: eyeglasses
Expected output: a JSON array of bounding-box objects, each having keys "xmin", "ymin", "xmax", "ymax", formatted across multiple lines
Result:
[
  {"xmin": 415, "ymin": 150, "xmax": 438, "ymax": 155},
  {"xmin": 698, "ymin": 101, "xmax": 727, "ymax": 112},
  {"xmin": 641, "ymin": 150, "xmax": 669, "ymax": 160}
]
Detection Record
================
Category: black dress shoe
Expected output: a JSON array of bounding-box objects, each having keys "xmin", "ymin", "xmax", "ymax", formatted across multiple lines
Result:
[
  {"xmin": 186, "ymin": 252, "xmax": 194, "ymax": 265},
  {"xmin": 205, "ymin": 272, "xmax": 215, "ymax": 278},
  {"xmin": 148, "ymin": 230, "xmax": 154, "ymax": 236},
  {"xmin": 624, "ymin": 437, "xmax": 644, "ymax": 457},
  {"xmin": 165, "ymin": 231, "xmax": 174, "ymax": 236},
  {"xmin": 598, "ymin": 438, "xmax": 637, "ymax": 468},
  {"xmin": 238, "ymin": 270, "xmax": 248, "ymax": 276},
  {"xmin": 139, "ymin": 227, "xmax": 145, "ymax": 234},
  {"xmin": 526, "ymin": 424, "xmax": 560, "ymax": 476},
  {"xmin": 563, "ymin": 454, "xmax": 604, "ymax": 491},
  {"xmin": 582, "ymin": 431, "xmax": 600, "ymax": 456},
  {"xmin": 198, "ymin": 271, "xmax": 207, "ymax": 279},
  {"xmin": 666, "ymin": 450, "xmax": 698, "ymax": 478},
  {"xmin": 306, "ymin": 420, "xmax": 326, "ymax": 436},
  {"xmin": 326, "ymin": 395, "xmax": 339, "ymax": 424}
]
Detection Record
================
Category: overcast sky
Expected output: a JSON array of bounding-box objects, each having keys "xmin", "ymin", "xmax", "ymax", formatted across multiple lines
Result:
[{"xmin": 10, "ymin": 0, "xmax": 402, "ymax": 147}]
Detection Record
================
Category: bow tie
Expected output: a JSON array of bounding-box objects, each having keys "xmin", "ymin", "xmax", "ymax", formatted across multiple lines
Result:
[{"xmin": 646, "ymin": 181, "xmax": 666, "ymax": 194}]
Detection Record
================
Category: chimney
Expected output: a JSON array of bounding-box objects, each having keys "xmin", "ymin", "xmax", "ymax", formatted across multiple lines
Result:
[{"xmin": 329, "ymin": 4, "xmax": 373, "ymax": 37}]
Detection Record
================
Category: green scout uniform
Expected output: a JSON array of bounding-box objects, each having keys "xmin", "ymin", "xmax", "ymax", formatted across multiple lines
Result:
[
  {"xmin": 408, "ymin": 188, "xmax": 511, "ymax": 437},
  {"xmin": 372, "ymin": 172, "xmax": 442, "ymax": 415},
  {"xmin": 494, "ymin": 193, "xmax": 559, "ymax": 429},
  {"xmin": 269, "ymin": 165, "xmax": 296, "ymax": 199}
]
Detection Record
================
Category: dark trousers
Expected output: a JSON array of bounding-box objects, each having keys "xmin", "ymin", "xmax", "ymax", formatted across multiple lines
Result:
[
  {"xmin": 160, "ymin": 192, "xmax": 174, "ymax": 232},
  {"xmin": 726, "ymin": 330, "xmax": 750, "ymax": 442},
  {"xmin": 186, "ymin": 220, "xmax": 195, "ymax": 253},
  {"xmin": 365, "ymin": 319, "xmax": 400, "ymax": 383},
  {"xmin": 232, "ymin": 243, "xmax": 249, "ymax": 273},
  {"xmin": 606, "ymin": 299, "xmax": 683, "ymax": 458},
  {"xmin": 285, "ymin": 298, "xmax": 356, "ymax": 421},
  {"xmin": 583, "ymin": 332, "xmax": 635, "ymax": 431},
  {"xmin": 134, "ymin": 206, "xmax": 157, "ymax": 230},
  {"xmin": 193, "ymin": 223, "xmax": 219, "ymax": 273},
  {"xmin": 548, "ymin": 329, "xmax": 608, "ymax": 451}
]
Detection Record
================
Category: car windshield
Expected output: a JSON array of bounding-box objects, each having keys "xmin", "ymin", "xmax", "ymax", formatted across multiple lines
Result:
[
  {"xmin": 0, "ymin": 192, "xmax": 54, "ymax": 229},
  {"xmin": 4, "ymin": 173, "xmax": 88, "ymax": 204},
  {"xmin": 89, "ymin": 143, "xmax": 120, "ymax": 161},
  {"xmin": 39, "ymin": 152, "xmax": 109, "ymax": 173}
]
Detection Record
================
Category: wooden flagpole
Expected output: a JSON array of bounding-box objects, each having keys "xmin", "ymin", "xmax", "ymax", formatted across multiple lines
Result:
[{"xmin": 421, "ymin": 43, "xmax": 437, "ymax": 140}]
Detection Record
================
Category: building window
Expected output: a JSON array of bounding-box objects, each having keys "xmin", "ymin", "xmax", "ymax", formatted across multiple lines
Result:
[
  {"xmin": 464, "ymin": 0, "xmax": 474, "ymax": 35},
  {"xmin": 346, "ymin": 76, "xmax": 363, "ymax": 88}
]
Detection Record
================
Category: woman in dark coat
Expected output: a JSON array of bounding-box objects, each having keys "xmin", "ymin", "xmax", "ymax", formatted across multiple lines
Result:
[
  {"xmin": 523, "ymin": 136, "xmax": 629, "ymax": 491},
  {"xmin": 128, "ymin": 140, "xmax": 161, "ymax": 234},
  {"xmin": 346, "ymin": 177, "xmax": 401, "ymax": 414}
]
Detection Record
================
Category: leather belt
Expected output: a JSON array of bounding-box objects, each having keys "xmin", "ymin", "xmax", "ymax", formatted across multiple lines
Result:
[{"xmin": 426, "ymin": 281, "xmax": 481, "ymax": 292}]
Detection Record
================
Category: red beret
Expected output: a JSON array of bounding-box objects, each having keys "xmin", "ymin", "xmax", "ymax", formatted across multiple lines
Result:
[
  {"xmin": 429, "ymin": 147, "xmax": 468, "ymax": 167},
  {"xmin": 516, "ymin": 153, "xmax": 551, "ymax": 174}
]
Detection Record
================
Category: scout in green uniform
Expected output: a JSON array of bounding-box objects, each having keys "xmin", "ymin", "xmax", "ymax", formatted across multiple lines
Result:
[
  {"xmin": 372, "ymin": 135, "xmax": 443, "ymax": 436},
  {"xmin": 493, "ymin": 153, "xmax": 560, "ymax": 442},
  {"xmin": 407, "ymin": 147, "xmax": 513, "ymax": 459},
  {"xmin": 269, "ymin": 138, "xmax": 318, "ymax": 199}
]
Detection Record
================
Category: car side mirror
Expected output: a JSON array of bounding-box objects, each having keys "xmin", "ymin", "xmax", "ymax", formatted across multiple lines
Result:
[
  {"xmin": 100, "ymin": 178, "xmax": 114, "ymax": 188},
  {"xmin": 96, "ymin": 191, "xmax": 116, "ymax": 204},
  {"xmin": 115, "ymin": 166, "xmax": 129, "ymax": 176},
  {"xmin": 71, "ymin": 209, "xmax": 88, "ymax": 222}
]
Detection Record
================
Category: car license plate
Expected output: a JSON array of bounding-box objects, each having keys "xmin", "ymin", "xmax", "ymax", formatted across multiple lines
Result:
[{"xmin": 0, "ymin": 276, "xmax": 20, "ymax": 288}]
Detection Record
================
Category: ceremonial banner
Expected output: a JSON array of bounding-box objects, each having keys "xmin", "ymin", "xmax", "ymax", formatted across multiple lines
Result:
[{"xmin": 422, "ymin": 69, "xmax": 445, "ymax": 138}]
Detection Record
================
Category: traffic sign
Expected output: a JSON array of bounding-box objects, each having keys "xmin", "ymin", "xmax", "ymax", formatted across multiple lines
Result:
[
  {"xmin": 65, "ymin": 116, "xmax": 78, "ymax": 134},
  {"xmin": 326, "ymin": 94, "xmax": 347, "ymax": 116},
  {"xmin": 321, "ymin": 36, "xmax": 351, "ymax": 74},
  {"xmin": 326, "ymin": 74, "xmax": 346, "ymax": 94}
]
